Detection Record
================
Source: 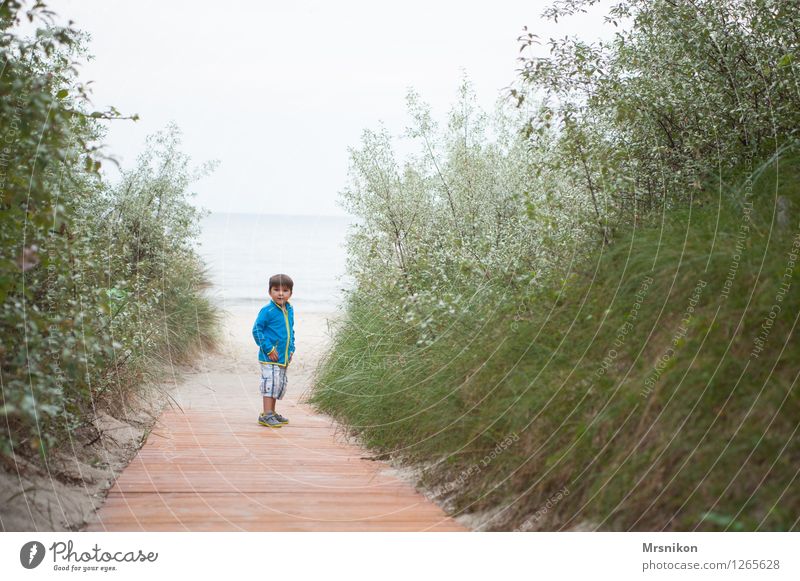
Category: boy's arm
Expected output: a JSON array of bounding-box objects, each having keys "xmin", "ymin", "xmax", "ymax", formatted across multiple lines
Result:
[{"xmin": 252, "ymin": 308, "xmax": 279, "ymax": 357}]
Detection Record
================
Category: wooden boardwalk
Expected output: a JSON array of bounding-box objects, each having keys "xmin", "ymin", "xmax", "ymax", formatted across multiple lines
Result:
[{"xmin": 87, "ymin": 312, "xmax": 465, "ymax": 532}]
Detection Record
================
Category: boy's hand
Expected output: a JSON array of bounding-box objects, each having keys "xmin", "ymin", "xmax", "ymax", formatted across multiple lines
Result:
[{"xmin": 269, "ymin": 349, "xmax": 279, "ymax": 362}]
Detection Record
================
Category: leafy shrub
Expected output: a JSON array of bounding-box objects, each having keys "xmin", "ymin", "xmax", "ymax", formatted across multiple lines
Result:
[
  {"xmin": 0, "ymin": 2, "xmax": 219, "ymax": 460},
  {"xmin": 314, "ymin": 0, "xmax": 800, "ymax": 530}
]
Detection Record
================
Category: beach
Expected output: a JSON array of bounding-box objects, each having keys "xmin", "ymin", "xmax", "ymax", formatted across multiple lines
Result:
[{"xmin": 84, "ymin": 307, "xmax": 465, "ymax": 531}]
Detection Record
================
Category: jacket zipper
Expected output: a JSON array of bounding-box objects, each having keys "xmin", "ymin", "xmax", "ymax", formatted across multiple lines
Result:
[{"xmin": 279, "ymin": 304, "xmax": 291, "ymax": 364}]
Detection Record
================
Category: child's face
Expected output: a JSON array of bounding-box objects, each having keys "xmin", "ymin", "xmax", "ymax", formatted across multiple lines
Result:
[{"xmin": 269, "ymin": 285, "xmax": 292, "ymax": 306}]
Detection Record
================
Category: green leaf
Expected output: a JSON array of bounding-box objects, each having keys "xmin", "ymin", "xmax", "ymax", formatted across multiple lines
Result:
[{"xmin": 56, "ymin": 89, "xmax": 68, "ymax": 99}]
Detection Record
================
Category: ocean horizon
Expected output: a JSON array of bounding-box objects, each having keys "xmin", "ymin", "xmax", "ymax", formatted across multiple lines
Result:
[{"xmin": 196, "ymin": 212, "xmax": 356, "ymax": 314}]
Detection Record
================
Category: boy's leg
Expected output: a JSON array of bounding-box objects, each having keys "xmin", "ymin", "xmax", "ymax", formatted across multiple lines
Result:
[
  {"xmin": 259, "ymin": 365, "xmax": 277, "ymax": 416},
  {"xmin": 271, "ymin": 367, "xmax": 289, "ymax": 423},
  {"xmin": 258, "ymin": 365, "xmax": 283, "ymax": 426},
  {"xmin": 266, "ymin": 367, "xmax": 287, "ymax": 415}
]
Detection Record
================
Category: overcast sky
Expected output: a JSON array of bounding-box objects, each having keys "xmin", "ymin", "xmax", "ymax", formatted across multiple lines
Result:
[{"xmin": 52, "ymin": 0, "xmax": 612, "ymax": 216}]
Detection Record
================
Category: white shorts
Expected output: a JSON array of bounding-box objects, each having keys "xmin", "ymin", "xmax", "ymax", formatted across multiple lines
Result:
[{"xmin": 259, "ymin": 364, "xmax": 288, "ymax": 399}]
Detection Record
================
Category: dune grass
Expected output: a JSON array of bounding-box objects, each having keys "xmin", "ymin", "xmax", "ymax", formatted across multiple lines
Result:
[{"xmin": 312, "ymin": 157, "xmax": 800, "ymax": 531}]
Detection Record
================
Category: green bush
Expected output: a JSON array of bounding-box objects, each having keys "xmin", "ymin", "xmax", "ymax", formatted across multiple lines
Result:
[
  {"xmin": 315, "ymin": 157, "xmax": 800, "ymax": 530},
  {"xmin": 0, "ymin": 3, "xmax": 219, "ymax": 460},
  {"xmin": 314, "ymin": 0, "xmax": 800, "ymax": 530}
]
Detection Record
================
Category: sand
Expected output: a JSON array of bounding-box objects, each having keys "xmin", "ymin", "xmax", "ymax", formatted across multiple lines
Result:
[
  {"xmin": 0, "ymin": 306, "xmax": 334, "ymax": 532},
  {"xmin": 0, "ymin": 383, "xmax": 169, "ymax": 531},
  {"xmin": 2, "ymin": 307, "xmax": 465, "ymax": 531}
]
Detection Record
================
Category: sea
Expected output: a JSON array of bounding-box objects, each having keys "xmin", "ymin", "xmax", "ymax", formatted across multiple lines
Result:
[{"xmin": 196, "ymin": 212, "xmax": 355, "ymax": 314}]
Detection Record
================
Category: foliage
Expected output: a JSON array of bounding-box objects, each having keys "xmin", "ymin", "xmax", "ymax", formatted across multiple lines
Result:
[
  {"xmin": 0, "ymin": 2, "xmax": 218, "ymax": 460},
  {"xmin": 314, "ymin": 0, "xmax": 800, "ymax": 530},
  {"xmin": 517, "ymin": 0, "xmax": 800, "ymax": 230},
  {"xmin": 339, "ymin": 79, "xmax": 596, "ymax": 347},
  {"xmin": 316, "ymin": 157, "xmax": 800, "ymax": 530}
]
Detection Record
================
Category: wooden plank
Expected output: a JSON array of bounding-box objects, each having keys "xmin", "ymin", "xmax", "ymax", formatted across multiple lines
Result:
[{"xmin": 87, "ymin": 312, "xmax": 466, "ymax": 532}]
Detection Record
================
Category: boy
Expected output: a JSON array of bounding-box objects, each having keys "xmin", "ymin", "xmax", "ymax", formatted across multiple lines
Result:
[{"xmin": 252, "ymin": 274, "xmax": 295, "ymax": 428}]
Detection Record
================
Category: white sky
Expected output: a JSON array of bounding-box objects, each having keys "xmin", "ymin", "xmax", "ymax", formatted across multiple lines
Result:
[{"xmin": 52, "ymin": 0, "xmax": 612, "ymax": 216}]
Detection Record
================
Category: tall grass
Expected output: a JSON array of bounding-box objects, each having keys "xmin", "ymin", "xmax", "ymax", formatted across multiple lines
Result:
[
  {"xmin": 1, "ymin": 3, "xmax": 222, "ymax": 462},
  {"xmin": 313, "ymin": 156, "xmax": 800, "ymax": 531}
]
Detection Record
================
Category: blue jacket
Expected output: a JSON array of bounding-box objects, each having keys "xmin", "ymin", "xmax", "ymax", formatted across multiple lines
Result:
[{"xmin": 252, "ymin": 300, "xmax": 295, "ymax": 367}]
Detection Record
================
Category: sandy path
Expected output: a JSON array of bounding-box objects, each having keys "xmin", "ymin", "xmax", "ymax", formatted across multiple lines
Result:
[{"xmin": 86, "ymin": 308, "xmax": 465, "ymax": 531}]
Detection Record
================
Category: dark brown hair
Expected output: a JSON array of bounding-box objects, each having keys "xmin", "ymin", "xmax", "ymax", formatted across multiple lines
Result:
[{"xmin": 269, "ymin": 273, "xmax": 294, "ymax": 291}]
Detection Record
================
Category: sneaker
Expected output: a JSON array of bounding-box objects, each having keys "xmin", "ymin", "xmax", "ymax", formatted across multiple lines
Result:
[
  {"xmin": 258, "ymin": 412, "xmax": 282, "ymax": 428},
  {"xmin": 273, "ymin": 411, "xmax": 289, "ymax": 424}
]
